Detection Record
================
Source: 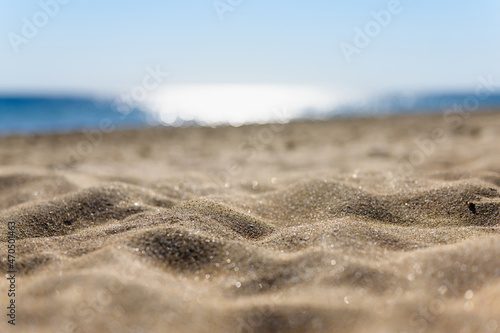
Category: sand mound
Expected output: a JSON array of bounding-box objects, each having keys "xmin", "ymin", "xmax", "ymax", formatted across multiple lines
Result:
[
  {"xmin": 0, "ymin": 182, "xmax": 176, "ymax": 239},
  {"xmin": 257, "ymin": 177, "xmax": 500, "ymax": 227},
  {"xmin": 0, "ymin": 170, "xmax": 76, "ymax": 210},
  {"xmin": 1, "ymin": 112, "xmax": 500, "ymax": 332}
]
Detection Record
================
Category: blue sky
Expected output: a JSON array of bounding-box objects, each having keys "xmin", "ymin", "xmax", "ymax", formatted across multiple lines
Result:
[{"xmin": 1, "ymin": 0, "xmax": 499, "ymax": 96}]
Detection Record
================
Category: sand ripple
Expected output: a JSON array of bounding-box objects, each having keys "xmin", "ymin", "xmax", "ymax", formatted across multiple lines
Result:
[{"xmin": 1, "ymin": 169, "xmax": 499, "ymax": 333}]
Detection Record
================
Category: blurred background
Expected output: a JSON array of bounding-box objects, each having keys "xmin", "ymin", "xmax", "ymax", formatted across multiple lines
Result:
[{"xmin": 1, "ymin": 0, "xmax": 500, "ymax": 134}]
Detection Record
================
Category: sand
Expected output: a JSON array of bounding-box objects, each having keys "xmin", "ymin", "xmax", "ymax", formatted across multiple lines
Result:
[{"xmin": 1, "ymin": 111, "xmax": 499, "ymax": 333}]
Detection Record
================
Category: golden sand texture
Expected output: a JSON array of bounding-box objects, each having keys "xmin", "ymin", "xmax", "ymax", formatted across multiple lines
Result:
[{"xmin": 1, "ymin": 112, "xmax": 499, "ymax": 332}]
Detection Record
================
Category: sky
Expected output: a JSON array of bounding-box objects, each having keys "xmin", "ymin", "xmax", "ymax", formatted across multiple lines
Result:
[{"xmin": 1, "ymin": 0, "xmax": 500, "ymax": 102}]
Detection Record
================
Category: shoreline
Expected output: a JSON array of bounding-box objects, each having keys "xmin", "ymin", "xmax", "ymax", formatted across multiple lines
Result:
[{"xmin": 1, "ymin": 108, "xmax": 499, "ymax": 138}]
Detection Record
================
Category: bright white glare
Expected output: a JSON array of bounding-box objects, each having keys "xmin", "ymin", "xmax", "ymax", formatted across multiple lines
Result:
[{"xmin": 145, "ymin": 84, "xmax": 347, "ymax": 126}]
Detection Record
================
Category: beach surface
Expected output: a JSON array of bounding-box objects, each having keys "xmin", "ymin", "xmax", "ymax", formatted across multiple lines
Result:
[{"xmin": 1, "ymin": 111, "xmax": 499, "ymax": 333}]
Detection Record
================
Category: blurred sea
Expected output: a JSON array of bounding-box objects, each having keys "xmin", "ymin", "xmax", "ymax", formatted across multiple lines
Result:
[
  {"xmin": 0, "ymin": 96, "xmax": 148, "ymax": 135},
  {"xmin": 1, "ymin": 93, "xmax": 500, "ymax": 135}
]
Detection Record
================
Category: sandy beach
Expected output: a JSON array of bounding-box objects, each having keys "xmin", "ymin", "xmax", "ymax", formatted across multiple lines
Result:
[{"xmin": 1, "ymin": 111, "xmax": 499, "ymax": 333}]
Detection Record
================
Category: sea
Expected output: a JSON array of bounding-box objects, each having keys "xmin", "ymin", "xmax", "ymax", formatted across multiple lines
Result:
[{"xmin": 1, "ymin": 92, "xmax": 500, "ymax": 136}]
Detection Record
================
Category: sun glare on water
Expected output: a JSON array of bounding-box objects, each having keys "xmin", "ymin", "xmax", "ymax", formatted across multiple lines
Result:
[{"xmin": 145, "ymin": 85, "xmax": 345, "ymax": 126}]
